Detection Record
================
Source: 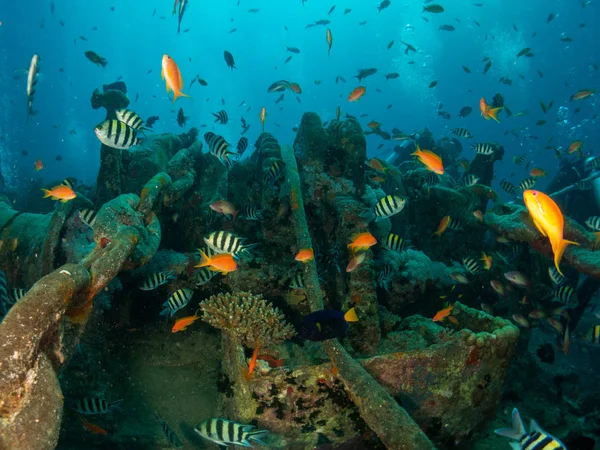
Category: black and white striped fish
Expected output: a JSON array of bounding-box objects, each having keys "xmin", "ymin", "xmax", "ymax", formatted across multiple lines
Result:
[
  {"xmin": 236, "ymin": 137, "xmax": 249, "ymax": 156},
  {"xmin": 0, "ymin": 270, "xmax": 10, "ymax": 316},
  {"xmin": 194, "ymin": 418, "xmax": 269, "ymax": 448},
  {"xmin": 447, "ymin": 218, "xmax": 463, "ymax": 231},
  {"xmin": 204, "ymin": 231, "xmax": 246, "ymax": 256},
  {"xmin": 10, "ymin": 288, "xmax": 27, "ymax": 303},
  {"xmin": 26, "ymin": 54, "xmax": 41, "ymax": 118},
  {"xmin": 290, "ymin": 272, "xmax": 305, "ymax": 289},
  {"xmin": 264, "ymin": 160, "xmax": 284, "ymax": 187},
  {"xmin": 500, "ymin": 180, "xmax": 519, "ymax": 195},
  {"xmin": 460, "ymin": 174, "xmax": 480, "ymax": 187},
  {"xmin": 156, "ymin": 415, "xmax": 183, "ymax": 448},
  {"xmin": 471, "ymin": 143, "xmax": 495, "ymax": 155},
  {"xmin": 139, "ymin": 271, "xmax": 176, "ymax": 291},
  {"xmin": 73, "ymin": 397, "xmax": 124, "ymax": 415},
  {"xmin": 384, "ymin": 233, "xmax": 410, "ymax": 252},
  {"xmin": 585, "ymin": 156, "xmax": 600, "ymax": 171},
  {"xmin": 423, "ymin": 172, "xmax": 438, "ymax": 188},
  {"xmin": 585, "ymin": 216, "xmax": 600, "ymax": 231},
  {"xmin": 513, "ymin": 154, "xmax": 527, "ymax": 166},
  {"xmin": 377, "ymin": 265, "xmax": 395, "ymax": 291},
  {"xmin": 451, "ymin": 128, "xmax": 473, "ymax": 139},
  {"xmin": 576, "ymin": 179, "xmax": 592, "ymax": 190},
  {"xmin": 495, "ymin": 408, "xmax": 566, "ymax": 450},
  {"xmin": 374, "ymin": 195, "xmax": 406, "ymax": 221},
  {"xmin": 62, "ymin": 177, "xmax": 76, "ymax": 189},
  {"xmin": 553, "ymin": 285, "xmax": 577, "ymax": 306},
  {"xmin": 518, "ymin": 177, "xmax": 536, "ymax": 190},
  {"xmin": 240, "ymin": 205, "xmax": 263, "ymax": 220},
  {"xmin": 194, "ymin": 267, "xmax": 216, "ymax": 286},
  {"xmin": 78, "ymin": 209, "xmax": 97, "ymax": 228},
  {"xmin": 548, "ymin": 267, "xmax": 565, "ymax": 286},
  {"xmin": 212, "ymin": 110, "xmax": 229, "ymax": 124},
  {"xmin": 116, "ymin": 109, "xmax": 146, "ymax": 130},
  {"xmin": 160, "ymin": 288, "xmax": 194, "ymax": 317},
  {"xmin": 94, "ymin": 120, "xmax": 141, "ymax": 149},
  {"xmin": 462, "ymin": 257, "xmax": 481, "ymax": 275},
  {"xmin": 204, "ymin": 132, "xmax": 235, "ymax": 169}
]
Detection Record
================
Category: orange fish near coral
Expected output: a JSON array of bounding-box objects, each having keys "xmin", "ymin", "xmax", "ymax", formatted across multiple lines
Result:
[
  {"xmin": 171, "ymin": 310, "xmax": 202, "ymax": 333},
  {"xmin": 432, "ymin": 304, "xmax": 454, "ymax": 322},
  {"xmin": 346, "ymin": 251, "xmax": 366, "ymax": 272},
  {"xmin": 34, "ymin": 159, "xmax": 44, "ymax": 171},
  {"xmin": 479, "ymin": 97, "xmax": 503, "ymax": 123},
  {"xmin": 79, "ymin": 416, "xmax": 107, "ymax": 435},
  {"xmin": 568, "ymin": 140, "xmax": 583, "ymax": 157},
  {"xmin": 433, "ymin": 216, "xmax": 450, "ymax": 236},
  {"xmin": 161, "ymin": 54, "xmax": 190, "ymax": 107},
  {"xmin": 529, "ymin": 167, "xmax": 547, "ymax": 178},
  {"xmin": 245, "ymin": 342, "xmax": 261, "ymax": 380},
  {"xmin": 348, "ymin": 86, "xmax": 366, "ymax": 102},
  {"xmin": 523, "ymin": 190, "xmax": 578, "ymax": 276},
  {"xmin": 210, "ymin": 200, "xmax": 238, "ymax": 219},
  {"xmin": 368, "ymin": 157, "xmax": 387, "ymax": 173},
  {"xmin": 347, "ymin": 232, "xmax": 377, "ymax": 253},
  {"xmin": 257, "ymin": 354, "xmax": 284, "ymax": 368},
  {"xmin": 41, "ymin": 185, "xmax": 76, "ymax": 202},
  {"xmin": 481, "ymin": 252, "xmax": 493, "ymax": 270},
  {"xmin": 295, "ymin": 248, "xmax": 314, "ymax": 263},
  {"xmin": 195, "ymin": 251, "xmax": 237, "ymax": 274},
  {"xmin": 411, "ymin": 145, "xmax": 444, "ymax": 174}
]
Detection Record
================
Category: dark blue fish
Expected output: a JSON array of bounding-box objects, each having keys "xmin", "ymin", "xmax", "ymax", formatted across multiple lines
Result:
[{"xmin": 301, "ymin": 308, "xmax": 358, "ymax": 341}]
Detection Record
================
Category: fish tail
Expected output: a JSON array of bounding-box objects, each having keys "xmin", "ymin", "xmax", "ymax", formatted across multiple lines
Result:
[
  {"xmin": 495, "ymin": 408, "xmax": 526, "ymax": 441},
  {"xmin": 41, "ymin": 188, "xmax": 52, "ymax": 198},
  {"xmin": 344, "ymin": 307, "xmax": 359, "ymax": 322},
  {"xmin": 109, "ymin": 399, "xmax": 124, "ymax": 411},
  {"xmin": 198, "ymin": 250, "xmax": 211, "ymax": 268},
  {"xmin": 554, "ymin": 239, "xmax": 579, "ymax": 276},
  {"xmin": 246, "ymin": 430, "xmax": 269, "ymax": 445},
  {"xmin": 487, "ymin": 107, "xmax": 503, "ymax": 123},
  {"xmin": 172, "ymin": 90, "xmax": 191, "ymax": 107}
]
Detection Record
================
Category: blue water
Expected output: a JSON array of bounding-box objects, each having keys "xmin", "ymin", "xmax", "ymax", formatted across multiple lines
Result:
[{"xmin": 2, "ymin": 0, "xmax": 598, "ymax": 193}]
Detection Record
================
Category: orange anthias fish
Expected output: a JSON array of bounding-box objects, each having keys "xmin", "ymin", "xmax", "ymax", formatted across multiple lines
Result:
[
  {"xmin": 368, "ymin": 157, "xmax": 387, "ymax": 173},
  {"xmin": 481, "ymin": 252, "xmax": 493, "ymax": 270},
  {"xmin": 210, "ymin": 200, "xmax": 238, "ymax": 219},
  {"xmin": 479, "ymin": 97, "xmax": 503, "ymax": 123},
  {"xmin": 348, "ymin": 86, "xmax": 366, "ymax": 102},
  {"xmin": 195, "ymin": 251, "xmax": 238, "ymax": 274},
  {"xmin": 433, "ymin": 216, "xmax": 450, "ymax": 236},
  {"xmin": 326, "ymin": 28, "xmax": 333, "ymax": 56},
  {"xmin": 245, "ymin": 342, "xmax": 261, "ymax": 380},
  {"xmin": 529, "ymin": 167, "xmax": 547, "ymax": 178},
  {"xmin": 568, "ymin": 140, "xmax": 583, "ymax": 157},
  {"xmin": 411, "ymin": 145, "xmax": 444, "ymax": 174},
  {"xmin": 34, "ymin": 159, "xmax": 44, "ymax": 171},
  {"xmin": 523, "ymin": 189, "xmax": 578, "ymax": 275},
  {"xmin": 257, "ymin": 354, "xmax": 284, "ymax": 368},
  {"xmin": 79, "ymin": 416, "xmax": 107, "ymax": 435},
  {"xmin": 346, "ymin": 251, "xmax": 366, "ymax": 272},
  {"xmin": 161, "ymin": 54, "xmax": 190, "ymax": 107},
  {"xmin": 41, "ymin": 185, "xmax": 76, "ymax": 202},
  {"xmin": 347, "ymin": 232, "xmax": 377, "ymax": 252},
  {"xmin": 260, "ymin": 107, "xmax": 267, "ymax": 132},
  {"xmin": 432, "ymin": 304, "xmax": 454, "ymax": 322},
  {"xmin": 295, "ymin": 248, "xmax": 314, "ymax": 263},
  {"xmin": 289, "ymin": 83, "xmax": 302, "ymax": 94},
  {"xmin": 172, "ymin": 310, "xmax": 202, "ymax": 333}
]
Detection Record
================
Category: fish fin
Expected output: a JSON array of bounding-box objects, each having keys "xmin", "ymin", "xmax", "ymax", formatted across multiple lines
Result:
[
  {"xmin": 172, "ymin": 90, "xmax": 191, "ymax": 107},
  {"xmin": 197, "ymin": 250, "xmax": 211, "ymax": 268},
  {"xmin": 161, "ymin": 67, "xmax": 165, "ymax": 80},
  {"xmin": 41, "ymin": 188, "xmax": 52, "ymax": 198},
  {"xmin": 487, "ymin": 107, "xmax": 503, "ymax": 123},
  {"xmin": 554, "ymin": 239, "xmax": 578, "ymax": 275},
  {"xmin": 344, "ymin": 307, "xmax": 359, "ymax": 322},
  {"xmin": 494, "ymin": 408, "xmax": 526, "ymax": 440},
  {"xmin": 531, "ymin": 218, "xmax": 547, "ymax": 237}
]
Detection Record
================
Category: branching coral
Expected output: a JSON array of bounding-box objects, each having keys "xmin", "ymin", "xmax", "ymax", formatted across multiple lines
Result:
[{"xmin": 199, "ymin": 291, "xmax": 295, "ymax": 348}]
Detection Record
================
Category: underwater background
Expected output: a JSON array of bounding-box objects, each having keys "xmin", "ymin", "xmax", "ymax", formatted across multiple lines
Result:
[{"xmin": 0, "ymin": 0, "xmax": 600, "ymax": 449}]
